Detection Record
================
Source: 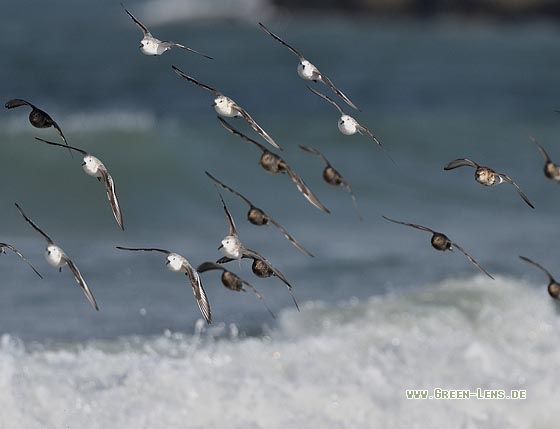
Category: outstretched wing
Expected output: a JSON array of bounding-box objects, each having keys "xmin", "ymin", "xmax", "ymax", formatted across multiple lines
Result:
[
  {"xmin": 258, "ymin": 23, "xmax": 305, "ymax": 61},
  {"xmin": 99, "ymin": 166, "xmax": 124, "ymax": 230},
  {"xmin": 0, "ymin": 243, "xmax": 43, "ymax": 278},
  {"xmin": 196, "ymin": 261, "xmax": 225, "ymax": 273},
  {"xmin": 171, "ymin": 66, "xmax": 221, "ymax": 96},
  {"xmin": 519, "ymin": 255, "xmax": 555, "ymax": 283},
  {"xmin": 14, "ymin": 203, "xmax": 55, "ymax": 244},
  {"xmin": 217, "ymin": 117, "xmax": 268, "ymax": 152},
  {"xmin": 116, "ymin": 246, "xmax": 170, "ymax": 254},
  {"xmin": 183, "ymin": 262, "xmax": 212, "ymax": 324},
  {"xmin": 62, "ymin": 254, "xmax": 99, "ymax": 311},
  {"xmin": 267, "ymin": 216, "xmax": 314, "ymax": 257},
  {"xmin": 281, "ymin": 162, "xmax": 330, "ymax": 213},
  {"xmin": 497, "ymin": 173, "xmax": 535, "ymax": 209},
  {"xmin": 307, "ymin": 85, "xmax": 344, "ymax": 115},
  {"xmin": 160, "ymin": 42, "xmax": 213, "ymax": 60},
  {"xmin": 231, "ymin": 104, "xmax": 282, "ymax": 151},
  {"xmin": 122, "ymin": 4, "xmax": 151, "ymax": 37},
  {"xmin": 217, "ymin": 191, "xmax": 237, "ymax": 237},
  {"xmin": 450, "ymin": 241, "xmax": 494, "ymax": 280},
  {"xmin": 528, "ymin": 135, "xmax": 552, "ymax": 163},
  {"xmin": 5, "ymin": 99, "xmax": 34, "ymax": 109},
  {"xmin": 319, "ymin": 73, "xmax": 360, "ymax": 111},
  {"xmin": 205, "ymin": 171, "xmax": 253, "ymax": 208},
  {"xmin": 443, "ymin": 158, "xmax": 480, "ymax": 170},
  {"xmin": 382, "ymin": 215, "xmax": 437, "ymax": 235}
]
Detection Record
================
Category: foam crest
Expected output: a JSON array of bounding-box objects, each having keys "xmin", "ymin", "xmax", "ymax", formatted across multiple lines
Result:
[{"xmin": 0, "ymin": 276, "xmax": 558, "ymax": 428}]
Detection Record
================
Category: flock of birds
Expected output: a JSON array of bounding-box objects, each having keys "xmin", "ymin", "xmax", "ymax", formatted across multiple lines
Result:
[{"xmin": 3, "ymin": 5, "xmax": 560, "ymax": 328}]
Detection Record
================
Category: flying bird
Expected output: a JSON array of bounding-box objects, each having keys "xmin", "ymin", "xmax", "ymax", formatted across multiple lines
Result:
[
  {"xmin": 14, "ymin": 203, "xmax": 99, "ymax": 310},
  {"xmin": 307, "ymin": 86, "xmax": 393, "ymax": 163},
  {"xmin": 205, "ymin": 171, "xmax": 313, "ymax": 256},
  {"xmin": 258, "ymin": 22, "xmax": 359, "ymax": 111},
  {"xmin": 215, "ymin": 192, "xmax": 299, "ymax": 310},
  {"xmin": 528, "ymin": 136, "xmax": 560, "ymax": 183},
  {"xmin": 5, "ymin": 98, "xmax": 68, "ymax": 146},
  {"xmin": 172, "ymin": 65, "xmax": 280, "ymax": 150},
  {"xmin": 122, "ymin": 4, "xmax": 212, "ymax": 58},
  {"xmin": 197, "ymin": 261, "xmax": 275, "ymax": 318},
  {"xmin": 0, "ymin": 242, "xmax": 43, "ymax": 279},
  {"xmin": 218, "ymin": 117, "xmax": 330, "ymax": 214},
  {"xmin": 444, "ymin": 158, "xmax": 534, "ymax": 209},
  {"xmin": 299, "ymin": 144, "xmax": 361, "ymax": 220},
  {"xmin": 35, "ymin": 138, "xmax": 124, "ymax": 230},
  {"xmin": 116, "ymin": 246, "xmax": 212, "ymax": 324},
  {"xmin": 382, "ymin": 215, "xmax": 494, "ymax": 279},
  {"xmin": 519, "ymin": 255, "xmax": 560, "ymax": 299}
]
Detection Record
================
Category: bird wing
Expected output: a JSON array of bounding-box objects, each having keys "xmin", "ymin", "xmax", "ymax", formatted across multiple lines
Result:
[
  {"xmin": 5, "ymin": 99, "xmax": 34, "ymax": 109},
  {"xmin": 299, "ymin": 144, "xmax": 330, "ymax": 165},
  {"xmin": 183, "ymin": 261, "xmax": 212, "ymax": 324},
  {"xmin": 283, "ymin": 162, "xmax": 330, "ymax": 213},
  {"xmin": 497, "ymin": 173, "xmax": 535, "ymax": 209},
  {"xmin": 115, "ymin": 246, "xmax": 170, "ymax": 254},
  {"xmin": 258, "ymin": 23, "xmax": 305, "ymax": 61},
  {"xmin": 266, "ymin": 216, "xmax": 314, "ymax": 257},
  {"xmin": 443, "ymin": 158, "xmax": 480, "ymax": 170},
  {"xmin": 218, "ymin": 191, "xmax": 237, "ymax": 237},
  {"xmin": 160, "ymin": 42, "xmax": 213, "ymax": 59},
  {"xmin": 14, "ymin": 203, "xmax": 55, "ymax": 244},
  {"xmin": 243, "ymin": 248, "xmax": 293, "ymax": 290},
  {"xmin": 231, "ymin": 104, "xmax": 282, "ymax": 150},
  {"xmin": 450, "ymin": 241, "xmax": 494, "ymax": 280},
  {"xmin": 0, "ymin": 243, "xmax": 43, "ymax": 278},
  {"xmin": 171, "ymin": 66, "xmax": 221, "ymax": 96},
  {"xmin": 99, "ymin": 166, "xmax": 124, "ymax": 230},
  {"xmin": 519, "ymin": 255, "xmax": 555, "ymax": 283},
  {"xmin": 319, "ymin": 73, "xmax": 360, "ymax": 111},
  {"xmin": 217, "ymin": 117, "xmax": 268, "ymax": 152},
  {"xmin": 307, "ymin": 85, "xmax": 344, "ymax": 115},
  {"xmin": 382, "ymin": 215, "xmax": 437, "ymax": 235},
  {"xmin": 34, "ymin": 137, "xmax": 87, "ymax": 155},
  {"xmin": 528, "ymin": 135, "xmax": 552, "ymax": 163},
  {"xmin": 196, "ymin": 261, "xmax": 224, "ymax": 273},
  {"xmin": 62, "ymin": 254, "xmax": 99, "ymax": 311},
  {"xmin": 205, "ymin": 171, "xmax": 253, "ymax": 207},
  {"xmin": 122, "ymin": 5, "xmax": 151, "ymax": 37}
]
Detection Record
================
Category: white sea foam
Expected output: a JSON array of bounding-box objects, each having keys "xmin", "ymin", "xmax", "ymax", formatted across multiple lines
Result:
[
  {"xmin": 141, "ymin": 0, "xmax": 275, "ymax": 24},
  {"xmin": 1, "ymin": 276, "xmax": 558, "ymax": 428}
]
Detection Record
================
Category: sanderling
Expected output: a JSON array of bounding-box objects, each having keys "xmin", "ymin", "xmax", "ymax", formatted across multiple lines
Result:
[
  {"xmin": 258, "ymin": 22, "xmax": 359, "ymax": 111},
  {"xmin": 299, "ymin": 144, "xmax": 361, "ymax": 220},
  {"xmin": 34, "ymin": 138, "xmax": 124, "ymax": 230},
  {"xmin": 528, "ymin": 136, "xmax": 560, "ymax": 183},
  {"xmin": 197, "ymin": 261, "xmax": 275, "ymax": 318},
  {"xmin": 205, "ymin": 171, "xmax": 313, "ymax": 256},
  {"xmin": 122, "ymin": 4, "xmax": 212, "ymax": 58},
  {"xmin": 15, "ymin": 203, "xmax": 99, "ymax": 310},
  {"xmin": 218, "ymin": 117, "xmax": 330, "ymax": 213},
  {"xmin": 116, "ymin": 246, "xmax": 212, "ymax": 324},
  {"xmin": 382, "ymin": 215, "xmax": 494, "ymax": 279},
  {"xmin": 5, "ymin": 99, "xmax": 68, "ymax": 146},
  {"xmin": 172, "ymin": 65, "xmax": 281, "ymax": 150},
  {"xmin": 0, "ymin": 242, "xmax": 42, "ymax": 278},
  {"xmin": 444, "ymin": 158, "xmax": 534, "ymax": 208},
  {"xmin": 215, "ymin": 191, "xmax": 299, "ymax": 310},
  {"xmin": 519, "ymin": 255, "xmax": 560, "ymax": 299}
]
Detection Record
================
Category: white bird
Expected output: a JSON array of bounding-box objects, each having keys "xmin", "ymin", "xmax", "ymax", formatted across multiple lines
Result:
[
  {"xmin": 122, "ymin": 4, "xmax": 212, "ymax": 59},
  {"xmin": 307, "ymin": 86, "xmax": 393, "ymax": 162},
  {"xmin": 218, "ymin": 117, "xmax": 329, "ymax": 213},
  {"xmin": 259, "ymin": 22, "xmax": 359, "ymax": 111},
  {"xmin": 35, "ymin": 138, "xmax": 124, "ymax": 230},
  {"xmin": 172, "ymin": 65, "xmax": 282, "ymax": 151},
  {"xmin": 116, "ymin": 246, "xmax": 212, "ymax": 324},
  {"xmin": 15, "ymin": 203, "xmax": 99, "ymax": 311},
  {"xmin": 0, "ymin": 242, "xmax": 43, "ymax": 278},
  {"xmin": 215, "ymin": 191, "xmax": 299, "ymax": 310},
  {"xmin": 205, "ymin": 171, "xmax": 314, "ymax": 256}
]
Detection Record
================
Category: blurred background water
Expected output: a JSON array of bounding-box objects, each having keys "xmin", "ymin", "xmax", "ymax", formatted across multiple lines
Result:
[{"xmin": 1, "ymin": 0, "xmax": 560, "ymax": 427}]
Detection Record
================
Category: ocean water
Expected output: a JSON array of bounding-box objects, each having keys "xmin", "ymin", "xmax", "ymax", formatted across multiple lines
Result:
[{"xmin": 2, "ymin": 0, "xmax": 560, "ymax": 427}]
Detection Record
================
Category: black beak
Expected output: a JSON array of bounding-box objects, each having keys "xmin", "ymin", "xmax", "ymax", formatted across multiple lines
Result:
[{"xmin": 218, "ymin": 244, "xmax": 223, "ymax": 250}]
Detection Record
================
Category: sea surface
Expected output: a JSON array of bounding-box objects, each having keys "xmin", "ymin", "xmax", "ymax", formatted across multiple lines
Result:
[{"xmin": 1, "ymin": 0, "xmax": 560, "ymax": 427}]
